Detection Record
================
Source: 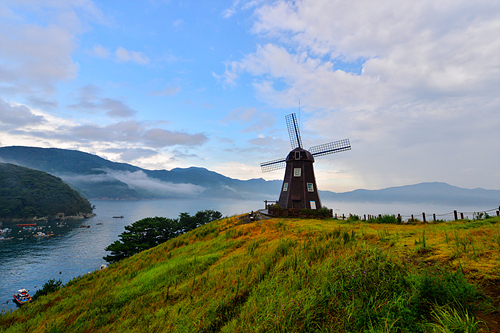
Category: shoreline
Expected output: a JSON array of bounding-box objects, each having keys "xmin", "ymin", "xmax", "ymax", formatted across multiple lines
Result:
[{"xmin": 0, "ymin": 212, "xmax": 96, "ymax": 224}]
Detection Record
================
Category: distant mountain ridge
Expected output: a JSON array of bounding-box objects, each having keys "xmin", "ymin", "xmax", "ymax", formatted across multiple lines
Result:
[
  {"xmin": 0, "ymin": 146, "xmax": 281, "ymax": 200},
  {"xmin": 320, "ymin": 182, "xmax": 500, "ymax": 206},
  {"xmin": 0, "ymin": 146, "xmax": 498, "ymax": 206}
]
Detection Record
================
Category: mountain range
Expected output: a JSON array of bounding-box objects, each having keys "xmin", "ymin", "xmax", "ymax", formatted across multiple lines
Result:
[{"xmin": 0, "ymin": 146, "xmax": 498, "ymax": 206}]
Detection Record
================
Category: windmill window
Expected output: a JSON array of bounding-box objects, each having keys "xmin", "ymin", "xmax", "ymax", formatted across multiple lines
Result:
[
  {"xmin": 294, "ymin": 168, "xmax": 301, "ymax": 177},
  {"xmin": 295, "ymin": 151, "xmax": 300, "ymax": 160},
  {"xmin": 283, "ymin": 183, "xmax": 288, "ymax": 192},
  {"xmin": 307, "ymin": 183, "xmax": 314, "ymax": 192}
]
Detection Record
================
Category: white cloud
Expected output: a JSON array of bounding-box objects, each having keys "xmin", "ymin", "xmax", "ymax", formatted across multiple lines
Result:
[
  {"xmin": 1, "ymin": 99, "xmax": 209, "ymax": 159},
  {"xmin": 68, "ymin": 85, "xmax": 138, "ymax": 118},
  {"xmin": 115, "ymin": 46, "xmax": 150, "ymax": 65},
  {"xmin": 61, "ymin": 170, "xmax": 205, "ymax": 197},
  {"xmin": 90, "ymin": 44, "xmax": 110, "ymax": 58},
  {"xmin": 0, "ymin": 1, "xmax": 107, "ymax": 96},
  {"xmin": 220, "ymin": 0, "xmax": 500, "ymax": 190},
  {"xmin": 0, "ymin": 98, "xmax": 46, "ymax": 128},
  {"xmin": 0, "ymin": 22, "xmax": 78, "ymax": 95}
]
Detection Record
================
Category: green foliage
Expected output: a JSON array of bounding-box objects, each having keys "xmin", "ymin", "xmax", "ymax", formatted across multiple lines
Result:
[
  {"xmin": 427, "ymin": 304, "xmax": 480, "ymax": 333},
  {"xmin": 103, "ymin": 210, "xmax": 222, "ymax": 263},
  {"xmin": 368, "ymin": 214, "xmax": 400, "ymax": 224},
  {"xmin": 346, "ymin": 214, "xmax": 360, "ymax": 222},
  {"xmin": 267, "ymin": 203, "xmax": 281, "ymax": 210},
  {"xmin": 473, "ymin": 211, "xmax": 490, "ymax": 221},
  {"xmin": 411, "ymin": 269, "xmax": 478, "ymax": 315},
  {"xmin": 0, "ymin": 163, "xmax": 92, "ymax": 219},
  {"xmin": 32, "ymin": 279, "xmax": 63, "ymax": 301}
]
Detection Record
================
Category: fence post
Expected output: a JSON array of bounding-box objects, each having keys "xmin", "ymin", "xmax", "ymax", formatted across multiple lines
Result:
[
  {"xmin": 378, "ymin": 214, "xmax": 381, "ymax": 218},
  {"xmin": 342, "ymin": 214, "xmax": 345, "ymax": 220},
  {"xmin": 422, "ymin": 212, "xmax": 426, "ymax": 223},
  {"xmin": 460, "ymin": 212, "xmax": 464, "ymax": 220},
  {"xmin": 433, "ymin": 214, "xmax": 436, "ymax": 222},
  {"xmin": 497, "ymin": 210, "xmax": 499, "ymax": 217},
  {"xmin": 335, "ymin": 213, "xmax": 337, "ymax": 219},
  {"xmin": 454, "ymin": 210, "xmax": 458, "ymax": 221},
  {"xmin": 364, "ymin": 214, "xmax": 366, "ymax": 221},
  {"xmin": 264, "ymin": 200, "xmax": 268, "ymax": 209},
  {"xmin": 411, "ymin": 214, "xmax": 414, "ymax": 222}
]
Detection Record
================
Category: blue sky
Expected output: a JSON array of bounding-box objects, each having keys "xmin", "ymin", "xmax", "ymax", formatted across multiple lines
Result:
[{"xmin": 0, "ymin": 0, "xmax": 499, "ymax": 192}]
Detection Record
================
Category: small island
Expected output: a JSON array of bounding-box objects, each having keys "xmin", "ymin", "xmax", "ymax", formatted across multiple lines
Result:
[{"xmin": 0, "ymin": 163, "xmax": 94, "ymax": 222}]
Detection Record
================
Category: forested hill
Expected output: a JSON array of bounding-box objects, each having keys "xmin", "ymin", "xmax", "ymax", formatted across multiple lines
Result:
[{"xmin": 0, "ymin": 163, "xmax": 93, "ymax": 220}]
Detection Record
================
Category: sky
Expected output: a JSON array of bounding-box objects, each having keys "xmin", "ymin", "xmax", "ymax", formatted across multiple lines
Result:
[{"xmin": 0, "ymin": 0, "xmax": 499, "ymax": 192}]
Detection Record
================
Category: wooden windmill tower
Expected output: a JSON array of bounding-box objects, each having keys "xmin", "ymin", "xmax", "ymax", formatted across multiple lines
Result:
[{"xmin": 260, "ymin": 113, "xmax": 351, "ymax": 210}]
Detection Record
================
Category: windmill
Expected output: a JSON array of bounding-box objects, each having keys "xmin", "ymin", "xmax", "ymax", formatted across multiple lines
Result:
[{"xmin": 260, "ymin": 113, "xmax": 351, "ymax": 210}]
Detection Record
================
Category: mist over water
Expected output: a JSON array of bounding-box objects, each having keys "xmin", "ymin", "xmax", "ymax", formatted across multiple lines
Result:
[{"xmin": 1, "ymin": 198, "xmax": 492, "ymax": 312}]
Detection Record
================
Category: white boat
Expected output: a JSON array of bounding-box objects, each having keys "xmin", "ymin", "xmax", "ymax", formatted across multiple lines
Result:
[
  {"xmin": 33, "ymin": 231, "xmax": 53, "ymax": 237},
  {"xmin": 0, "ymin": 228, "xmax": 12, "ymax": 234}
]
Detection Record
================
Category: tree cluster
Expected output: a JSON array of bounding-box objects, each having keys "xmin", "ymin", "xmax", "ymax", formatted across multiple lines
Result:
[
  {"xmin": 0, "ymin": 163, "xmax": 92, "ymax": 219},
  {"xmin": 32, "ymin": 279, "xmax": 63, "ymax": 301},
  {"xmin": 103, "ymin": 210, "xmax": 222, "ymax": 263}
]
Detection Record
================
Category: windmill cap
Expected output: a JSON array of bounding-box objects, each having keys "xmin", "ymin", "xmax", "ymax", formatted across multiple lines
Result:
[{"xmin": 286, "ymin": 147, "xmax": 315, "ymax": 162}]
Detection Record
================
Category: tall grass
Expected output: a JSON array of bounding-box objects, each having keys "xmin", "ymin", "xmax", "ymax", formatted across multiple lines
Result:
[{"xmin": 1, "ymin": 215, "xmax": 499, "ymax": 333}]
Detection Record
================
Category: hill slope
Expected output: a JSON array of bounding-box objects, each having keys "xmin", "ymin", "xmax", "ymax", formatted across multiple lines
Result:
[
  {"xmin": 1, "ymin": 215, "xmax": 499, "ymax": 332},
  {"xmin": 0, "ymin": 163, "xmax": 93, "ymax": 220}
]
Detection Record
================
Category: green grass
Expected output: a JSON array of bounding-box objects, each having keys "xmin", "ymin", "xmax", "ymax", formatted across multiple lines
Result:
[{"xmin": 1, "ymin": 214, "xmax": 499, "ymax": 332}]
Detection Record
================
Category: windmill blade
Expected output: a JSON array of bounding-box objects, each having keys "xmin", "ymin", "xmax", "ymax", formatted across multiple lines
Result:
[
  {"xmin": 260, "ymin": 158, "xmax": 286, "ymax": 173},
  {"xmin": 309, "ymin": 139, "xmax": 351, "ymax": 157},
  {"xmin": 286, "ymin": 113, "xmax": 303, "ymax": 149}
]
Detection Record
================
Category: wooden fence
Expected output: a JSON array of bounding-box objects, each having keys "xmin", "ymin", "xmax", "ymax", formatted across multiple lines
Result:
[
  {"xmin": 337, "ymin": 206, "xmax": 500, "ymax": 222},
  {"xmin": 263, "ymin": 200, "xmax": 500, "ymax": 222}
]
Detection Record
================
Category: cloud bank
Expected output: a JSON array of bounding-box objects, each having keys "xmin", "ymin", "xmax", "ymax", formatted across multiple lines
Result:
[
  {"xmin": 219, "ymin": 0, "xmax": 500, "ymax": 190},
  {"xmin": 61, "ymin": 170, "xmax": 205, "ymax": 197}
]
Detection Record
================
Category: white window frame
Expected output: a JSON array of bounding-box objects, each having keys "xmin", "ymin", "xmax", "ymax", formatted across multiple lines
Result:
[
  {"xmin": 283, "ymin": 183, "xmax": 288, "ymax": 191},
  {"xmin": 294, "ymin": 168, "xmax": 301, "ymax": 177},
  {"xmin": 307, "ymin": 183, "xmax": 314, "ymax": 192}
]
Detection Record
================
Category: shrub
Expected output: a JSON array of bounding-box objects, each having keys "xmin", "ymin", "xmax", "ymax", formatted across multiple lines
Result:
[{"xmin": 32, "ymin": 279, "xmax": 63, "ymax": 301}]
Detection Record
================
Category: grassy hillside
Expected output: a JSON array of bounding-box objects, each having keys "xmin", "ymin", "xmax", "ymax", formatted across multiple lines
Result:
[
  {"xmin": 0, "ymin": 163, "xmax": 93, "ymax": 219},
  {"xmin": 1, "ymin": 214, "xmax": 499, "ymax": 332}
]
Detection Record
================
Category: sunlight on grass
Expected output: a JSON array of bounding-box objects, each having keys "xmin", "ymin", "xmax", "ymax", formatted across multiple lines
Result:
[{"xmin": 1, "ymin": 214, "xmax": 499, "ymax": 332}]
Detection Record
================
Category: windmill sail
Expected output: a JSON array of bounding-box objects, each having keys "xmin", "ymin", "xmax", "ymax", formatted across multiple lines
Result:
[
  {"xmin": 286, "ymin": 113, "xmax": 302, "ymax": 149},
  {"xmin": 260, "ymin": 158, "xmax": 286, "ymax": 173},
  {"xmin": 309, "ymin": 139, "xmax": 351, "ymax": 157}
]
